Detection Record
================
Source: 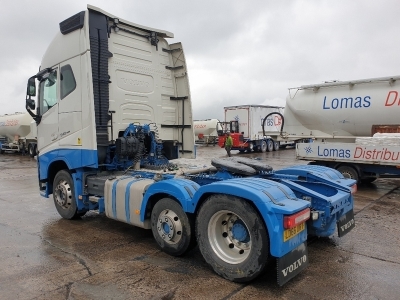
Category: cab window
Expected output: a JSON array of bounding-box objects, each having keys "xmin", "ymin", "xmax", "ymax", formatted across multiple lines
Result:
[
  {"xmin": 60, "ymin": 64, "xmax": 76, "ymax": 99},
  {"xmin": 39, "ymin": 70, "xmax": 58, "ymax": 115}
]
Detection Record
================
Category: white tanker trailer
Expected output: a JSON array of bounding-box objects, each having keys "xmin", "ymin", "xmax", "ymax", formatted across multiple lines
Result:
[
  {"xmin": 265, "ymin": 75, "xmax": 400, "ymax": 183},
  {"xmin": 282, "ymin": 75, "xmax": 400, "ymax": 140},
  {"xmin": 193, "ymin": 119, "xmax": 221, "ymax": 145},
  {"xmin": 0, "ymin": 112, "xmax": 37, "ymax": 157}
]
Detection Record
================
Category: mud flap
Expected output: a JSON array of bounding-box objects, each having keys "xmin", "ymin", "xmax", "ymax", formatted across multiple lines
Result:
[
  {"xmin": 277, "ymin": 242, "xmax": 309, "ymax": 286},
  {"xmin": 337, "ymin": 209, "xmax": 355, "ymax": 237}
]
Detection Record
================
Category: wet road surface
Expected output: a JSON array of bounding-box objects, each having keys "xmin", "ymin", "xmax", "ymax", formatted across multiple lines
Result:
[{"xmin": 0, "ymin": 146, "xmax": 399, "ymax": 299}]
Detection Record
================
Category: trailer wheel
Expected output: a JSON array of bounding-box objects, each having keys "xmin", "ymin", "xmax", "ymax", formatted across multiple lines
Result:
[
  {"xmin": 151, "ymin": 198, "xmax": 195, "ymax": 256},
  {"xmin": 28, "ymin": 144, "xmax": 36, "ymax": 157},
  {"xmin": 28, "ymin": 144, "xmax": 33, "ymax": 157},
  {"xmin": 266, "ymin": 140, "xmax": 274, "ymax": 152},
  {"xmin": 260, "ymin": 141, "xmax": 267, "ymax": 153},
  {"xmin": 196, "ymin": 194, "xmax": 269, "ymax": 282},
  {"xmin": 337, "ymin": 165, "xmax": 359, "ymax": 182},
  {"xmin": 53, "ymin": 170, "xmax": 79, "ymax": 219},
  {"xmin": 273, "ymin": 141, "xmax": 280, "ymax": 151}
]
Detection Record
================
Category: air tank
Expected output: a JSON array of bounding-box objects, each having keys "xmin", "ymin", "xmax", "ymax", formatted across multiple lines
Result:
[
  {"xmin": 0, "ymin": 112, "xmax": 34, "ymax": 141},
  {"xmin": 283, "ymin": 75, "xmax": 400, "ymax": 138}
]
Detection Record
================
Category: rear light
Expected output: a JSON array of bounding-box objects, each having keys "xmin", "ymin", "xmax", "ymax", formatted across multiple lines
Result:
[
  {"xmin": 284, "ymin": 208, "xmax": 310, "ymax": 229},
  {"xmin": 351, "ymin": 184, "xmax": 357, "ymax": 194}
]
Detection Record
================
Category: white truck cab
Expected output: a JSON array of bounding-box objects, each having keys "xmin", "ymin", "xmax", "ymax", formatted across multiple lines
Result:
[{"xmin": 25, "ymin": 5, "xmax": 195, "ymax": 195}]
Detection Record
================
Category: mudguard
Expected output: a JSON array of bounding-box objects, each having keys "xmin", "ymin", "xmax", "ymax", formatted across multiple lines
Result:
[
  {"xmin": 273, "ymin": 165, "xmax": 357, "ymax": 189},
  {"xmin": 189, "ymin": 177, "xmax": 310, "ymax": 257},
  {"xmin": 278, "ymin": 178, "xmax": 353, "ymax": 237},
  {"xmin": 272, "ymin": 165, "xmax": 355, "ymax": 237},
  {"xmin": 140, "ymin": 178, "xmax": 200, "ymax": 222}
]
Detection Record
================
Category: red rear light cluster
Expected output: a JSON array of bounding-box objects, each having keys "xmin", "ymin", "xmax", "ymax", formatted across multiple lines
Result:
[{"xmin": 284, "ymin": 208, "xmax": 310, "ymax": 229}]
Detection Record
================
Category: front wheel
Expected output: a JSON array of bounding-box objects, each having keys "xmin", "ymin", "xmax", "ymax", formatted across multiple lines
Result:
[
  {"xmin": 151, "ymin": 198, "xmax": 196, "ymax": 256},
  {"xmin": 196, "ymin": 194, "xmax": 269, "ymax": 282},
  {"xmin": 53, "ymin": 170, "xmax": 79, "ymax": 219}
]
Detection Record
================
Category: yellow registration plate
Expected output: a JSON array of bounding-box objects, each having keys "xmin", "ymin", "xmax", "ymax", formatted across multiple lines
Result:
[{"xmin": 283, "ymin": 223, "xmax": 305, "ymax": 242}]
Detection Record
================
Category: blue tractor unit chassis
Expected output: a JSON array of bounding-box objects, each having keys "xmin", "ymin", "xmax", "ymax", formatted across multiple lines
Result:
[
  {"xmin": 24, "ymin": 6, "xmax": 356, "ymax": 287},
  {"xmin": 37, "ymin": 123, "xmax": 356, "ymax": 286}
]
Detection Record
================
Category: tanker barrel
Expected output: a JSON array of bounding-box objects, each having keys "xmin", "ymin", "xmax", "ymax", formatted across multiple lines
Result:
[
  {"xmin": 0, "ymin": 112, "xmax": 35, "ymax": 141},
  {"xmin": 194, "ymin": 119, "xmax": 221, "ymax": 137},
  {"xmin": 285, "ymin": 75, "xmax": 400, "ymax": 138}
]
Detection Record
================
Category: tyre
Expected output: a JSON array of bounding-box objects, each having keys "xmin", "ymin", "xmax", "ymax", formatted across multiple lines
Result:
[
  {"xmin": 337, "ymin": 165, "xmax": 359, "ymax": 182},
  {"xmin": 266, "ymin": 140, "xmax": 274, "ymax": 152},
  {"xmin": 196, "ymin": 194, "xmax": 269, "ymax": 282},
  {"xmin": 151, "ymin": 198, "xmax": 196, "ymax": 256},
  {"xmin": 260, "ymin": 141, "xmax": 267, "ymax": 153},
  {"xmin": 53, "ymin": 170, "xmax": 79, "ymax": 219},
  {"xmin": 28, "ymin": 144, "xmax": 35, "ymax": 157},
  {"xmin": 273, "ymin": 141, "xmax": 280, "ymax": 151}
]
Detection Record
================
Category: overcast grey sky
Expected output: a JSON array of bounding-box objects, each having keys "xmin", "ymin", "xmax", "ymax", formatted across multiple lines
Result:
[{"xmin": 1, "ymin": 0, "xmax": 400, "ymax": 120}]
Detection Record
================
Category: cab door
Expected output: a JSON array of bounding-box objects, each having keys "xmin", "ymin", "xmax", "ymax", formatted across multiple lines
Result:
[
  {"xmin": 37, "ymin": 68, "xmax": 59, "ymax": 153},
  {"xmin": 58, "ymin": 57, "xmax": 82, "ymax": 147}
]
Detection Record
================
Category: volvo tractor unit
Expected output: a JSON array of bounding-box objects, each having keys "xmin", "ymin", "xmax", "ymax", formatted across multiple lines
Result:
[{"xmin": 25, "ymin": 5, "xmax": 356, "ymax": 286}]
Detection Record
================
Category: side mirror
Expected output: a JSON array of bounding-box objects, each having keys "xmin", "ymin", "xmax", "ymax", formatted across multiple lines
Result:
[
  {"xmin": 27, "ymin": 77, "xmax": 36, "ymax": 97},
  {"xmin": 26, "ymin": 99, "xmax": 35, "ymax": 110}
]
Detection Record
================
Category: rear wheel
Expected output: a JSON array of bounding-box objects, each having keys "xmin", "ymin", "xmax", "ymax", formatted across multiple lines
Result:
[
  {"xmin": 266, "ymin": 140, "xmax": 274, "ymax": 152},
  {"xmin": 53, "ymin": 170, "xmax": 79, "ymax": 219},
  {"xmin": 28, "ymin": 144, "xmax": 36, "ymax": 157},
  {"xmin": 260, "ymin": 141, "xmax": 267, "ymax": 153},
  {"xmin": 196, "ymin": 194, "xmax": 269, "ymax": 282},
  {"xmin": 337, "ymin": 165, "xmax": 359, "ymax": 182},
  {"xmin": 151, "ymin": 198, "xmax": 196, "ymax": 256},
  {"xmin": 273, "ymin": 140, "xmax": 280, "ymax": 151}
]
